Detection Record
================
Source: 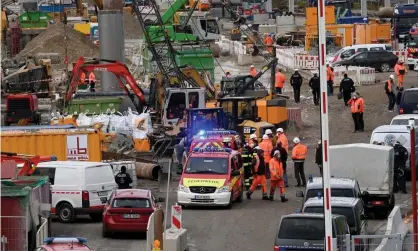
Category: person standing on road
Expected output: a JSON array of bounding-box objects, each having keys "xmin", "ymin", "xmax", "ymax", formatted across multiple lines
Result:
[
  {"xmin": 269, "ymin": 151, "xmax": 288, "ymax": 202},
  {"xmin": 347, "ymin": 93, "xmax": 364, "ymax": 132},
  {"xmin": 275, "ymin": 68, "xmax": 286, "ymax": 94},
  {"xmin": 115, "ymin": 166, "xmax": 133, "ymax": 189},
  {"xmin": 315, "ymin": 140, "xmax": 323, "ymax": 176},
  {"xmin": 271, "ymin": 141, "xmax": 289, "ymax": 187},
  {"xmin": 241, "ymin": 140, "xmax": 254, "ymax": 190},
  {"xmin": 394, "ymin": 60, "xmax": 407, "ymax": 88},
  {"xmin": 290, "ymin": 69, "xmax": 303, "ymax": 103},
  {"xmin": 309, "ymin": 73, "xmax": 320, "ymax": 106},
  {"xmin": 396, "ymin": 87, "xmax": 404, "ymax": 114},
  {"xmin": 276, "ymin": 128, "xmax": 288, "ymax": 152},
  {"xmin": 266, "ymin": 129, "xmax": 276, "ymax": 146},
  {"xmin": 246, "ymin": 146, "xmax": 269, "ymax": 200},
  {"xmin": 250, "ymin": 65, "xmax": 257, "ymax": 77},
  {"xmin": 264, "ymin": 34, "xmax": 274, "ymax": 53},
  {"xmin": 385, "ymin": 75, "xmax": 397, "ymax": 112},
  {"xmin": 393, "ymin": 141, "xmax": 408, "ymax": 194},
  {"xmin": 326, "ymin": 64, "xmax": 334, "ymax": 96},
  {"xmin": 291, "ymin": 137, "xmax": 307, "ymax": 187},
  {"xmin": 89, "ymin": 72, "xmax": 96, "ymax": 92},
  {"xmin": 339, "ymin": 73, "xmax": 355, "ymax": 106},
  {"xmin": 249, "ymin": 133, "xmax": 258, "ymax": 147},
  {"xmin": 259, "ymin": 134, "xmax": 273, "ymax": 179}
]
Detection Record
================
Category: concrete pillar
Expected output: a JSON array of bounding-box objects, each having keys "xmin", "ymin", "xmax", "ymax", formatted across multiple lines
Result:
[
  {"xmin": 288, "ymin": 0, "xmax": 294, "ymax": 13},
  {"xmin": 98, "ymin": 10, "xmax": 125, "ymax": 92},
  {"xmin": 265, "ymin": 0, "xmax": 272, "ymax": 13},
  {"xmin": 384, "ymin": 0, "xmax": 390, "ymax": 8},
  {"xmin": 360, "ymin": 0, "xmax": 367, "ymax": 17}
]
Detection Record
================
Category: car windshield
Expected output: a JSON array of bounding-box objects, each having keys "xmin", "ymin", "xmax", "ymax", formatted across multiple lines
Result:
[
  {"xmin": 391, "ymin": 119, "xmax": 418, "ymax": 125},
  {"xmin": 185, "ymin": 157, "xmax": 228, "ymax": 174},
  {"xmin": 396, "ymin": 17, "xmax": 418, "ymax": 28},
  {"xmin": 112, "ymin": 198, "xmax": 151, "ymax": 208},
  {"xmin": 403, "ymin": 91, "xmax": 418, "ymax": 103},
  {"xmin": 306, "ymin": 189, "xmax": 355, "ymax": 201},
  {"xmin": 303, "ymin": 206, "xmax": 355, "ymax": 228},
  {"xmin": 278, "ymin": 217, "xmax": 333, "ymax": 240}
]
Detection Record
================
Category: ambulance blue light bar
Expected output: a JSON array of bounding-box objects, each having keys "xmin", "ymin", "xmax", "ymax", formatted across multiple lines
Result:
[
  {"xmin": 205, "ymin": 130, "xmax": 237, "ymax": 135},
  {"xmin": 44, "ymin": 237, "xmax": 87, "ymax": 245},
  {"xmin": 192, "ymin": 147, "xmax": 232, "ymax": 153}
]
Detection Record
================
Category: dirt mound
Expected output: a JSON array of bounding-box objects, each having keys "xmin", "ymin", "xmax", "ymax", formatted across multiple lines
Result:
[{"xmin": 17, "ymin": 22, "xmax": 99, "ymax": 66}]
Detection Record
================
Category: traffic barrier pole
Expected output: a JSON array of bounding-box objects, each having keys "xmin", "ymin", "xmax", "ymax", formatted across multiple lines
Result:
[
  {"xmin": 410, "ymin": 118, "xmax": 417, "ymax": 251},
  {"xmin": 317, "ymin": 0, "xmax": 333, "ymax": 250}
]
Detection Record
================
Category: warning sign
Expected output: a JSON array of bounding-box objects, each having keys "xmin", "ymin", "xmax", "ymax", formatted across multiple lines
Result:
[{"xmin": 67, "ymin": 135, "xmax": 89, "ymax": 160}]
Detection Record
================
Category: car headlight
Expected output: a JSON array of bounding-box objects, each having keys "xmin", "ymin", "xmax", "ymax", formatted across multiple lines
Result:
[
  {"xmin": 217, "ymin": 186, "xmax": 230, "ymax": 193},
  {"xmin": 178, "ymin": 185, "xmax": 189, "ymax": 193}
]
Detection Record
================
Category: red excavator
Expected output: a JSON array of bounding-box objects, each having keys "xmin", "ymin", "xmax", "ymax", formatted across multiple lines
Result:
[
  {"xmin": 1, "ymin": 152, "xmax": 57, "ymax": 177},
  {"xmin": 64, "ymin": 57, "xmax": 147, "ymax": 112}
]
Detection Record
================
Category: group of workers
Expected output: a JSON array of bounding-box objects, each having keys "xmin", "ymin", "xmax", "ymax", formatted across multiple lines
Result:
[
  {"xmin": 79, "ymin": 71, "xmax": 97, "ymax": 92},
  {"xmin": 385, "ymin": 60, "xmax": 407, "ymax": 113}
]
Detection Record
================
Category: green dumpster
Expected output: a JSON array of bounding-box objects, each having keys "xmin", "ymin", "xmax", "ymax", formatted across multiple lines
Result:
[{"xmin": 67, "ymin": 97, "xmax": 124, "ymax": 115}]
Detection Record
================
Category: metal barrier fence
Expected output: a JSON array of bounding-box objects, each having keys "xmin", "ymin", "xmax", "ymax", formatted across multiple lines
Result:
[
  {"xmin": 36, "ymin": 217, "xmax": 49, "ymax": 248},
  {"xmin": 0, "ymin": 216, "xmax": 28, "ymax": 251},
  {"xmin": 352, "ymin": 234, "xmax": 402, "ymax": 251},
  {"xmin": 402, "ymin": 233, "xmax": 418, "ymax": 251}
]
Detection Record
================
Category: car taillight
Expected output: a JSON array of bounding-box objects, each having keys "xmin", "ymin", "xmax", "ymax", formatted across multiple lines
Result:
[
  {"xmin": 82, "ymin": 190, "xmax": 89, "ymax": 201},
  {"xmin": 372, "ymin": 200, "xmax": 384, "ymax": 205},
  {"xmin": 274, "ymin": 246, "xmax": 280, "ymax": 251},
  {"xmin": 400, "ymin": 108, "xmax": 404, "ymax": 114}
]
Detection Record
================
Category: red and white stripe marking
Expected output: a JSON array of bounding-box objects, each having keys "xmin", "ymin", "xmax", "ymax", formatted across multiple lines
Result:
[
  {"xmin": 318, "ymin": 0, "xmax": 333, "ymax": 250},
  {"xmin": 171, "ymin": 204, "xmax": 182, "ymax": 230}
]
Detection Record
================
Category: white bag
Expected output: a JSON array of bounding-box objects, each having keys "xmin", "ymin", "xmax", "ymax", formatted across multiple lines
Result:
[
  {"xmin": 109, "ymin": 112, "xmax": 129, "ymax": 134},
  {"xmin": 91, "ymin": 113, "xmax": 110, "ymax": 132},
  {"xmin": 127, "ymin": 108, "xmax": 153, "ymax": 139},
  {"xmin": 76, "ymin": 110, "xmax": 93, "ymax": 126}
]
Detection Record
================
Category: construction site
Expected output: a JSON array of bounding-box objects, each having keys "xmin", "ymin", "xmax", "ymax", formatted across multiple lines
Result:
[{"xmin": 2, "ymin": 0, "xmax": 418, "ymax": 250}]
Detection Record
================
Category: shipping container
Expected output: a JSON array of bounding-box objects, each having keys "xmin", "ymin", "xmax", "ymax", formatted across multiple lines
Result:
[
  {"xmin": 67, "ymin": 97, "xmax": 124, "ymax": 115},
  {"xmin": 39, "ymin": 4, "xmax": 74, "ymax": 13},
  {"xmin": 1, "ymin": 129, "xmax": 103, "ymax": 161}
]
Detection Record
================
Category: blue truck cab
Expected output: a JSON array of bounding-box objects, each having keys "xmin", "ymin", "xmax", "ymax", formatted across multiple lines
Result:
[{"xmin": 393, "ymin": 4, "xmax": 418, "ymax": 40}]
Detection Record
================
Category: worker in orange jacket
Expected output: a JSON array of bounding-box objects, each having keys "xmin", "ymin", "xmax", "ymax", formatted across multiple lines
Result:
[
  {"xmin": 269, "ymin": 151, "xmax": 288, "ymax": 202},
  {"xmin": 326, "ymin": 64, "xmax": 334, "ymax": 96},
  {"xmin": 80, "ymin": 72, "xmax": 87, "ymax": 85},
  {"xmin": 291, "ymin": 137, "xmax": 307, "ymax": 187},
  {"xmin": 394, "ymin": 60, "xmax": 407, "ymax": 88},
  {"xmin": 347, "ymin": 92, "xmax": 365, "ymax": 132},
  {"xmin": 246, "ymin": 146, "xmax": 269, "ymax": 200},
  {"xmin": 276, "ymin": 128, "xmax": 288, "ymax": 152},
  {"xmin": 259, "ymin": 134, "xmax": 273, "ymax": 179},
  {"xmin": 250, "ymin": 65, "xmax": 257, "ymax": 77},
  {"xmin": 275, "ymin": 68, "xmax": 286, "ymax": 94},
  {"xmin": 249, "ymin": 133, "xmax": 258, "ymax": 147},
  {"xmin": 264, "ymin": 34, "xmax": 274, "ymax": 53},
  {"xmin": 88, "ymin": 71, "xmax": 96, "ymax": 92}
]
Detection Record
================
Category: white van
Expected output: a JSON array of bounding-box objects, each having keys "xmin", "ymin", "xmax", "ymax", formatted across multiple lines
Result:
[
  {"xmin": 370, "ymin": 125, "xmax": 418, "ymax": 176},
  {"xmin": 32, "ymin": 161, "xmax": 117, "ymax": 223},
  {"xmin": 327, "ymin": 44, "xmax": 392, "ymax": 64}
]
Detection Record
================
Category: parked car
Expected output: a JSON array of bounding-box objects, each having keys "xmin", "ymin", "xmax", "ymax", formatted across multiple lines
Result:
[
  {"xmin": 326, "ymin": 43, "xmax": 391, "ymax": 64},
  {"xmin": 35, "ymin": 237, "xmax": 92, "ymax": 251},
  {"xmin": 102, "ymin": 189, "xmax": 165, "ymax": 237},
  {"xmin": 334, "ymin": 51, "xmax": 398, "ymax": 72},
  {"xmin": 302, "ymin": 197, "xmax": 368, "ymax": 251},
  {"xmin": 274, "ymin": 213, "xmax": 350, "ymax": 250},
  {"xmin": 399, "ymin": 88, "xmax": 418, "ymax": 114},
  {"xmin": 390, "ymin": 114, "xmax": 418, "ymax": 125}
]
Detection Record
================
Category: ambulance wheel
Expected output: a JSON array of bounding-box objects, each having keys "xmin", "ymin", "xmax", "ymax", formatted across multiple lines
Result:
[{"xmin": 58, "ymin": 202, "xmax": 76, "ymax": 223}]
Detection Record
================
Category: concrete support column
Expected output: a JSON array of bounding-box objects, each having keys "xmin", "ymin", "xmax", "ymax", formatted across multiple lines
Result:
[
  {"xmin": 384, "ymin": 0, "xmax": 390, "ymax": 8},
  {"xmin": 288, "ymin": 0, "xmax": 294, "ymax": 13},
  {"xmin": 409, "ymin": 0, "xmax": 415, "ymax": 4},
  {"xmin": 360, "ymin": 0, "xmax": 367, "ymax": 17}
]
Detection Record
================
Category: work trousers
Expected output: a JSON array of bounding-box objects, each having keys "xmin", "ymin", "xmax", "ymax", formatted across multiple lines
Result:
[
  {"xmin": 397, "ymin": 74, "xmax": 404, "ymax": 87},
  {"xmin": 387, "ymin": 93, "xmax": 396, "ymax": 111},
  {"xmin": 352, "ymin": 112, "xmax": 364, "ymax": 132},
  {"xmin": 249, "ymin": 175, "xmax": 267, "ymax": 195},
  {"xmin": 293, "ymin": 87, "xmax": 301, "ymax": 103},
  {"xmin": 294, "ymin": 161, "xmax": 307, "ymax": 186},
  {"xmin": 282, "ymin": 161, "xmax": 288, "ymax": 186},
  {"xmin": 275, "ymin": 87, "xmax": 282, "ymax": 94},
  {"xmin": 312, "ymin": 89, "xmax": 319, "ymax": 105},
  {"xmin": 327, "ymin": 80, "xmax": 334, "ymax": 95},
  {"xmin": 244, "ymin": 164, "xmax": 252, "ymax": 189},
  {"xmin": 318, "ymin": 164, "xmax": 323, "ymax": 176},
  {"xmin": 394, "ymin": 168, "xmax": 406, "ymax": 192},
  {"xmin": 270, "ymin": 179, "xmax": 285, "ymax": 196},
  {"xmin": 343, "ymin": 91, "xmax": 351, "ymax": 106}
]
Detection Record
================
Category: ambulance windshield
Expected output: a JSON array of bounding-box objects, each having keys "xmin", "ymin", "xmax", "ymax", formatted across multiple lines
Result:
[{"xmin": 185, "ymin": 157, "xmax": 229, "ymax": 174}]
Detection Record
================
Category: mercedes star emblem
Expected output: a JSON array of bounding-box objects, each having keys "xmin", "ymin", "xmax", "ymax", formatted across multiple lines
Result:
[
  {"xmin": 304, "ymin": 242, "xmax": 309, "ymax": 247},
  {"xmin": 200, "ymin": 187, "xmax": 206, "ymax": 193}
]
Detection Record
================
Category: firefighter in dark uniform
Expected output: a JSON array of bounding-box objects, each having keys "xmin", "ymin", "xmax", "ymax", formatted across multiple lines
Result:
[
  {"xmin": 394, "ymin": 141, "xmax": 408, "ymax": 194},
  {"xmin": 242, "ymin": 140, "xmax": 255, "ymax": 190},
  {"xmin": 115, "ymin": 166, "xmax": 133, "ymax": 189}
]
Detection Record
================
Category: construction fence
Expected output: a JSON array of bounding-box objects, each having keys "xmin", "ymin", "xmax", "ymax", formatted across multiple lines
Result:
[{"xmin": 0, "ymin": 215, "xmax": 28, "ymax": 251}]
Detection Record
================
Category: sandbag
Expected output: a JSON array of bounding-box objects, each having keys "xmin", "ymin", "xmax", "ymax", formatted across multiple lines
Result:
[
  {"xmin": 109, "ymin": 113, "xmax": 130, "ymax": 135},
  {"xmin": 91, "ymin": 113, "xmax": 110, "ymax": 133}
]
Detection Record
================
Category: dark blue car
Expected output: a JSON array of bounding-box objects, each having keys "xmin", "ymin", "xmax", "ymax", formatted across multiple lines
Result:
[{"xmin": 400, "ymin": 88, "xmax": 418, "ymax": 114}]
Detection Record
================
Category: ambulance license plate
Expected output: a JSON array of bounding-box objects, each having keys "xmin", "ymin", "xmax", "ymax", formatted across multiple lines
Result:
[
  {"xmin": 195, "ymin": 195, "xmax": 210, "ymax": 199},
  {"xmin": 98, "ymin": 191, "xmax": 107, "ymax": 196}
]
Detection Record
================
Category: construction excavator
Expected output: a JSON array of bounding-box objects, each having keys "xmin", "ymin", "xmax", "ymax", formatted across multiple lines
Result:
[{"xmin": 1, "ymin": 152, "xmax": 56, "ymax": 177}]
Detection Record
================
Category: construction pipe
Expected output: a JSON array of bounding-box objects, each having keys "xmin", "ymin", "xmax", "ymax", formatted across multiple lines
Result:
[
  {"xmin": 135, "ymin": 162, "xmax": 161, "ymax": 180},
  {"xmin": 377, "ymin": 7, "xmax": 394, "ymax": 18}
]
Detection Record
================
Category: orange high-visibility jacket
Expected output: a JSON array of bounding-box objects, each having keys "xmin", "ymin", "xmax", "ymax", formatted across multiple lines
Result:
[
  {"xmin": 347, "ymin": 98, "xmax": 364, "ymax": 113},
  {"xmin": 89, "ymin": 72, "xmax": 96, "ymax": 82},
  {"xmin": 80, "ymin": 72, "xmax": 86, "ymax": 84},
  {"xmin": 277, "ymin": 133, "xmax": 288, "ymax": 152},
  {"xmin": 275, "ymin": 72, "xmax": 286, "ymax": 88},
  {"xmin": 259, "ymin": 139, "xmax": 273, "ymax": 163},
  {"xmin": 269, "ymin": 158, "xmax": 283, "ymax": 181},
  {"xmin": 265, "ymin": 36, "xmax": 274, "ymax": 46},
  {"xmin": 292, "ymin": 143, "xmax": 307, "ymax": 161},
  {"xmin": 394, "ymin": 64, "xmax": 407, "ymax": 76},
  {"xmin": 326, "ymin": 66, "xmax": 334, "ymax": 81},
  {"xmin": 250, "ymin": 68, "xmax": 257, "ymax": 77}
]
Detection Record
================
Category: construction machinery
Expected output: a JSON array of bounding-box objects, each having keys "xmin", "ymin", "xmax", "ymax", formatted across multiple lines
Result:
[
  {"xmin": 4, "ymin": 94, "xmax": 41, "ymax": 126},
  {"xmin": 1, "ymin": 152, "xmax": 56, "ymax": 176}
]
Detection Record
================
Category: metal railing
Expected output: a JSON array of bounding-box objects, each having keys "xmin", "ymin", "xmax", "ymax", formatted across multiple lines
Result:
[{"xmin": 35, "ymin": 217, "xmax": 49, "ymax": 248}]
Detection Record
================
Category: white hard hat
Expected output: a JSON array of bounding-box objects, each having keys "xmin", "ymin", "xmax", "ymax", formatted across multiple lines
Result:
[
  {"xmin": 250, "ymin": 65, "xmax": 255, "ymax": 68},
  {"xmin": 274, "ymin": 150, "xmax": 280, "ymax": 157},
  {"xmin": 265, "ymin": 129, "xmax": 273, "ymax": 134},
  {"xmin": 262, "ymin": 134, "xmax": 269, "ymax": 140},
  {"xmin": 390, "ymin": 74, "xmax": 395, "ymax": 79},
  {"xmin": 293, "ymin": 137, "xmax": 300, "ymax": 144},
  {"xmin": 250, "ymin": 134, "xmax": 257, "ymax": 139},
  {"xmin": 295, "ymin": 69, "xmax": 299, "ymax": 71},
  {"xmin": 254, "ymin": 146, "xmax": 261, "ymax": 150},
  {"xmin": 277, "ymin": 128, "xmax": 284, "ymax": 133}
]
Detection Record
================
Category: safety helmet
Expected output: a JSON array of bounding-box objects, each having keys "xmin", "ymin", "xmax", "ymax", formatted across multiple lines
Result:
[
  {"xmin": 295, "ymin": 69, "xmax": 299, "ymax": 71},
  {"xmin": 277, "ymin": 128, "xmax": 284, "ymax": 133},
  {"xmin": 293, "ymin": 137, "xmax": 300, "ymax": 144},
  {"xmin": 250, "ymin": 134, "xmax": 257, "ymax": 139},
  {"xmin": 265, "ymin": 129, "xmax": 273, "ymax": 135},
  {"xmin": 318, "ymin": 140, "xmax": 321, "ymax": 144},
  {"xmin": 262, "ymin": 134, "xmax": 269, "ymax": 140},
  {"xmin": 250, "ymin": 65, "xmax": 255, "ymax": 68},
  {"xmin": 223, "ymin": 137, "xmax": 232, "ymax": 143},
  {"xmin": 226, "ymin": 70, "xmax": 230, "ymax": 74},
  {"xmin": 274, "ymin": 150, "xmax": 280, "ymax": 157},
  {"xmin": 254, "ymin": 146, "xmax": 262, "ymax": 151},
  {"xmin": 390, "ymin": 74, "xmax": 395, "ymax": 79}
]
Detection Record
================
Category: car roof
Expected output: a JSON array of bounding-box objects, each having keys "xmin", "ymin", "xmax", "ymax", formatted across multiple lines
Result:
[
  {"xmin": 306, "ymin": 177, "xmax": 356, "ymax": 189},
  {"xmin": 113, "ymin": 189, "xmax": 151, "ymax": 199},
  {"xmin": 392, "ymin": 114, "xmax": 418, "ymax": 120},
  {"xmin": 37, "ymin": 161, "xmax": 109, "ymax": 168},
  {"xmin": 372, "ymin": 125, "xmax": 410, "ymax": 133},
  {"xmin": 404, "ymin": 88, "xmax": 418, "ymax": 92},
  {"xmin": 304, "ymin": 197, "xmax": 360, "ymax": 208},
  {"xmin": 282, "ymin": 213, "xmax": 342, "ymax": 220}
]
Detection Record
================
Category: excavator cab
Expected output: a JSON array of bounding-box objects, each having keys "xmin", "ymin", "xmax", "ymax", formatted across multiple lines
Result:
[{"xmin": 220, "ymin": 75, "xmax": 267, "ymax": 98}]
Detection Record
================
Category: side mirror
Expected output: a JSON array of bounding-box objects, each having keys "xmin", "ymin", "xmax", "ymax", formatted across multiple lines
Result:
[
  {"xmin": 296, "ymin": 191, "xmax": 304, "ymax": 197},
  {"xmin": 156, "ymin": 197, "xmax": 166, "ymax": 202},
  {"xmin": 231, "ymin": 170, "xmax": 241, "ymax": 176}
]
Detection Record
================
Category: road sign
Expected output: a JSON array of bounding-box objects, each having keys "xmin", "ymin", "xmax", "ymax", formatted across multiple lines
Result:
[{"xmin": 171, "ymin": 205, "xmax": 182, "ymax": 229}]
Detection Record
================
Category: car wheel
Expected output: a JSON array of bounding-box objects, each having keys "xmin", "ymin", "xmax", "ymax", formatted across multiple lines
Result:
[
  {"xmin": 380, "ymin": 63, "xmax": 390, "ymax": 72},
  {"xmin": 102, "ymin": 225, "xmax": 110, "ymax": 238},
  {"xmin": 58, "ymin": 203, "xmax": 76, "ymax": 223},
  {"xmin": 90, "ymin": 213, "xmax": 102, "ymax": 222}
]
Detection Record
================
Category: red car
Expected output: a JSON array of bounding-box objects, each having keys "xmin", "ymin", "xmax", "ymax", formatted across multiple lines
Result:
[
  {"xmin": 102, "ymin": 189, "xmax": 164, "ymax": 237},
  {"xmin": 35, "ymin": 237, "xmax": 92, "ymax": 251}
]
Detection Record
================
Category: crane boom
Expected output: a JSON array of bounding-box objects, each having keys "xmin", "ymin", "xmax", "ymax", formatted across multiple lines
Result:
[
  {"xmin": 1, "ymin": 152, "xmax": 56, "ymax": 176},
  {"xmin": 161, "ymin": 0, "xmax": 189, "ymax": 24}
]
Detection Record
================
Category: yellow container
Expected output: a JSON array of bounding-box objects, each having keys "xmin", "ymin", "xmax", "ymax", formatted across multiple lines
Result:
[
  {"xmin": 306, "ymin": 6, "xmax": 336, "ymax": 26},
  {"xmin": 134, "ymin": 138, "xmax": 151, "ymax": 152},
  {"xmin": 74, "ymin": 23, "xmax": 91, "ymax": 35},
  {"xmin": 1, "ymin": 130, "xmax": 103, "ymax": 161}
]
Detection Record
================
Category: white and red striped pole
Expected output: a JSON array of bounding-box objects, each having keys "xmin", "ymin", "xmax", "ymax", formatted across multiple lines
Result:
[{"xmin": 317, "ymin": 1, "xmax": 333, "ymax": 251}]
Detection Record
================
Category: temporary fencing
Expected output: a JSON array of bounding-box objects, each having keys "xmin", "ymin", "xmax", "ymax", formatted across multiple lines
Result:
[
  {"xmin": 216, "ymin": 35, "xmax": 248, "ymax": 56},
  {"xmin": 393, "ymin": 50, "xmax": 408, "ymax": 62},
  {"xmin": 0, "ymin": 216, "xmax": 27, "ymax": 251},
  {"xmin": 308, "ymin": 65, "xmax": 376, "ymax": 86}
]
